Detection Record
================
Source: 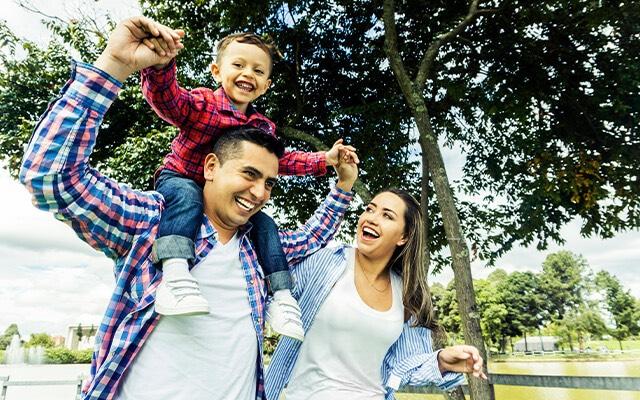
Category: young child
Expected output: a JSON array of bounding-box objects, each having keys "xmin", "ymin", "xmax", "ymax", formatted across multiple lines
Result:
[{"xmin": 140, "ymin": 29, "xmax": 354, "ymax": 341}]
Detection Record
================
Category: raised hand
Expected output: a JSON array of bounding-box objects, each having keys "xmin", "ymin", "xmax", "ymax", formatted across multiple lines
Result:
[
  {"xmin": 95, "ymin": 16, "xmax": 184, "ymax": 81},
  {"xmin": 330, "ymin": 139, "xmax": 359, "ymax": 192},
  {"xmin": 326, "ymin": 138, "xmax": 359, "ymax": 166}
]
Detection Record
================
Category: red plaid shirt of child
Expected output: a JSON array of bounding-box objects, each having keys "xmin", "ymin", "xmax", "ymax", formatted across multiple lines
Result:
[{"xmin": 141, "ymin": 60, "xmax": 327, "ymax": 185}]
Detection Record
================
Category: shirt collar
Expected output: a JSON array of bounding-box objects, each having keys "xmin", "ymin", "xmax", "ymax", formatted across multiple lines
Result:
[
  {"xmin": 213, "ymin": 87, "xmax": 257, "ymax": 119},
  {"xmin": 197, "ymin": 213, "xmax": 253, "ymax": 242}
]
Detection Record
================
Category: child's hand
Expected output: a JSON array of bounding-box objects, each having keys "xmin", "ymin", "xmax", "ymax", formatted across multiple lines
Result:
[
  {"xmin": 325, "ymin": 139, "xmax": 359, "ymax": 166},
  {"xmin": 142, "ymin": 29, "xmax": 185, "ymax": 69}
]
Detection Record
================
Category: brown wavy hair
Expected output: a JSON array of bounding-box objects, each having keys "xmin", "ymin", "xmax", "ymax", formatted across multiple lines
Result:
[{"xmin": 382, "ymin": 188, "xmax": 438, "ymax": 330}]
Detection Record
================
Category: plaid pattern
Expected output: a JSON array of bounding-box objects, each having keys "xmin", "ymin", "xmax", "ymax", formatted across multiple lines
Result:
[
  {"xmin": 265, "ymin": 245, "xmax": 464, "ymax": 400},
  {"xmin": 141, "ymin": 60, "xmax": 327, "ymax": 185},
  {"xmin": 19, "ymin": 61, "xmax": 353, "ymax": 400}
]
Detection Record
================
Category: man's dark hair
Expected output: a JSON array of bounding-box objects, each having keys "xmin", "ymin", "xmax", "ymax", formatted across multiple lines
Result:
[{"xmin": 212, "ymin": 127, "xmax": 285, "ymax": 164}]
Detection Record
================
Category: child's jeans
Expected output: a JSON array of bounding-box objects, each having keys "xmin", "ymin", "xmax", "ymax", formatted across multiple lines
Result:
[{"xmin": 153, "ymin": 169, "xmax": 292, "ymax": 293}]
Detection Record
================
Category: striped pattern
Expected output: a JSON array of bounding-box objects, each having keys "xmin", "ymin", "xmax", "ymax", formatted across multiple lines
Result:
[
  {"xmin": 265, "ymin": 245, "xmax": 465, "ymax": 400},
  {"xmin": 140, "ymin": 60, "xmax": 327, "ymax": 186},
  {"xmin": 19, "ymin": 61, "xmax": 353, "ymax": 400}
]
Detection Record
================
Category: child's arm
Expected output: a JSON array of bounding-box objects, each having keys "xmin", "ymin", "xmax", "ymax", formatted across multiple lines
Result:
[
  {"xmin": 140, "ymin": 58, "xmax": 215, "ymax": 130},
  {"xmin": 278, "ymin": 139, "xmax": 359, "ymax": 177}
]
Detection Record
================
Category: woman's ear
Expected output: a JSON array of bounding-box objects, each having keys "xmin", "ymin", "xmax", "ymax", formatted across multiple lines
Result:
[{"xmin": 397, "ymin": 236, "xmax": 408, "ymax": 247}]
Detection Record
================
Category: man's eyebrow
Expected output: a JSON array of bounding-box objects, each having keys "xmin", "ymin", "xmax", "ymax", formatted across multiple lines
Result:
[
  {"xmin": 244, "ymin": 166, "xmax": 278, "ymax": 186},
  {"xmin": 243, "ymin": 166, "xmax": 263, "ymax": 177}
]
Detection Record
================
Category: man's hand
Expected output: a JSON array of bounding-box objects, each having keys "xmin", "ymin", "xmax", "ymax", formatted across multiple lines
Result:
[
  {"xmin": 95, "ymin": 16, "xmax": 184, "ymax": 82},
  {"xmin": 331, "ymin": 139, "xmax": 359, "ymax": 192},
  {"xmin": 437, "ymin": 345, "xmax": 488, "ymax": 380}
]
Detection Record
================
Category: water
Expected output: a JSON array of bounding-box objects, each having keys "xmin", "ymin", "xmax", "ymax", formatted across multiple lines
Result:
[
  {"xmin": 4, "ymin": 335, "xmax": 45, "ymax": 365},
  {"xmin": 397, "ymin": 359, "xmax": 640, "ymax": 400}
]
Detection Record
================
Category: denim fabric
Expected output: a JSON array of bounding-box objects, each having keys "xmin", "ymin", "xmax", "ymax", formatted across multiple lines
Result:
[
  {"xmin": 154, "ymin": 169, "xmax": 202, "ymax": 262},
  {"xmin": 249, "ymin": 211, "xmax": 292, "ymax": 292}
]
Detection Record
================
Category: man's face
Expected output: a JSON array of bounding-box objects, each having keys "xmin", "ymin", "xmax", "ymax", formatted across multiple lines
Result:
[
  {"xmin": 202, "ymin": 141, "xmax": 279, "ymax": 235},
  {"xmin": 211, "ymin": 40, "xmax": 272, "ymax": 113}
]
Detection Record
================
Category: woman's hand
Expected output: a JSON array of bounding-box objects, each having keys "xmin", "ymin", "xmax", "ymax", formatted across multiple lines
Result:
[{"xmin": 437, "ymin": 345, "xmax": 488, "ymax": 380}]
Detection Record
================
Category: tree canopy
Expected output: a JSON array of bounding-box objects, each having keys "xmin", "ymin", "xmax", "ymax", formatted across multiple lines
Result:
[{"xmin": 1, "ymin": 0, "xmax": 637, "ymax": 263}]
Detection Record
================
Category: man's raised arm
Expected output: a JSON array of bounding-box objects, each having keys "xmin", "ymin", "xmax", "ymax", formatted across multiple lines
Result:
[{"xmin": 19, "ymin": 17, "xmax": 183, "ymax": 259}]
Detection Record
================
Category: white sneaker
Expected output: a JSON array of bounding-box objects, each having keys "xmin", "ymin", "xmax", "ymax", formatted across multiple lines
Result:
[
  {"xmin": 155, "ymin": 275, "xmax": 210, "ymax": 316},
  {"xmin": 266, "ymin": 290, "xmax": 304, "ymax": 341}
]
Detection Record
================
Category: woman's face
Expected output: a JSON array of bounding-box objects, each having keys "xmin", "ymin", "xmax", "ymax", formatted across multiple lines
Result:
[{"xmin": 356, "ymin": 192, "xmax": 407, "ymax": 260}]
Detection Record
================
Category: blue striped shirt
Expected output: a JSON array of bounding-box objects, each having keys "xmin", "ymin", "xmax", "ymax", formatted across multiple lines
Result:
[
  {"xmin": 19, "ymin": 61, "xmax": 353, "ymax": 400},
  {"xmin": 265, "ymin": 245, "xmax": 465, "ymax": 399}
]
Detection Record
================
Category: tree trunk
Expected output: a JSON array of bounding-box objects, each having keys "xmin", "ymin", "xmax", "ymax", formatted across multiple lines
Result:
[
  {"xmin": 414, "ymin": 108, "xmax": 494, "ymax": 400},
  {"xmin": 381, "ymin": 0, "xmax": 494, "ymax": 398},
  {"xmin": 524, "ymin": 331, "xmax": 528, "ymax": 352}
]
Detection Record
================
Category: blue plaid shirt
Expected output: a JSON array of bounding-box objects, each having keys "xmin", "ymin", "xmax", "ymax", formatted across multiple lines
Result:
[
  {"xmin": 19, "ymin": 61, "xmax": 353, "ymax": 400},
  {"xmin": 265, "ymin": 245, "xmax": 465, "ymax": 399}
]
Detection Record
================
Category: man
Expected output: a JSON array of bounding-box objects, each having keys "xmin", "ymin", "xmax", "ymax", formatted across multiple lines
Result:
[{"xmin": 19, "ymin": 16, "xmax": 358, "ymax": 400}]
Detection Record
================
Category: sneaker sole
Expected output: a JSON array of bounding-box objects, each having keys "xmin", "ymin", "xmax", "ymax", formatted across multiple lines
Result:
[{"xmin": 155, "ymin": 305, "xmax": 210, "ymax": 316}]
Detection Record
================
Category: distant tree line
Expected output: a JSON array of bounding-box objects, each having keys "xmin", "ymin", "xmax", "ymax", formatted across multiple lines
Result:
[{"xmin": 432, "ymin": 250, "xmax": 640, "ymax": 352}]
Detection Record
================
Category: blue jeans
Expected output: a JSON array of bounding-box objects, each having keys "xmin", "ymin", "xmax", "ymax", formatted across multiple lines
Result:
[{"xmin": 154, "ymin": 169, "xmax": 292, "ymax": 293}]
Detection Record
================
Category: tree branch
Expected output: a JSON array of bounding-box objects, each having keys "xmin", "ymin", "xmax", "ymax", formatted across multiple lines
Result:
[
  {"xmin": 382, "ymin": 0, "xmax": 416, "ymax": 104},
  {"xmin": 415, "ymin": 1, "xmax": 496, "ymax": 91},
  {"xmin": 280, "ymin": 126, "xmax": 372, "ymax": 202}
]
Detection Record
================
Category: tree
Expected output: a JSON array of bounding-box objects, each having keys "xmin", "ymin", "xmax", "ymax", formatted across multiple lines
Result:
[
  {"xmin": 432, "ymin": 282, "xmax": 462, "ymax": 342},
  {"xmin": 497, "ymin": 271, "xmax": 547, "ymax": 351},
  {"xmin": 474, "ymin": 276, "xmax": 508, "ymax": 352},
  {"xmin": 539, "ymin": 251, "xmax": 588, "ymax": 320},
  {"xmin": 595, "ymin": 270, "xmax": 640, "ymax": 350},
  {"xmin": 0, "ymin": 323, "xmax": 20, "ymax": 350},
  {"xmin": 25, "ymin": 333, "xmax": 55, "ymax": 349}
]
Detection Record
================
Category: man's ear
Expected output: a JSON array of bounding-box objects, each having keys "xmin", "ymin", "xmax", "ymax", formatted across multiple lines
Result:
[{"xmin": 204, "ymin": 153, "xmax": 220, "ymax": 181}]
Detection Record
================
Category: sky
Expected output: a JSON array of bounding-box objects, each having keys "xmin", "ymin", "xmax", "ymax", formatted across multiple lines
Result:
[{"xmin": 0, "ymin": 0, "xmax": 638, "ymax": 338}]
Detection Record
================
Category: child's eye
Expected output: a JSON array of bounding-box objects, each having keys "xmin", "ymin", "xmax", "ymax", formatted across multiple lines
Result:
[
  {"xmin": 245, "ymin": 170, "xmax": 256, "ymax": 178},
  {"xmin": 384, "ymin": 213, "xmax": 393, "ymax": 220},
  {"xmin": 232, "ymin": 63, "xmax": 242, "ymax": 68},
  {"xmin": 255, "ymin": 69, "xmax": 264, "ymax": 75}
]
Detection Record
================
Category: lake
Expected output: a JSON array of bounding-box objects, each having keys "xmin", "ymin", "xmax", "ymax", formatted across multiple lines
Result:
[{"xmin": 1, "ymin": 360, "xmax": 639, "ymax": 399}]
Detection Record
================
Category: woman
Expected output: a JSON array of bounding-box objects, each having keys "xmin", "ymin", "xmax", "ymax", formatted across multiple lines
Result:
[{"xmin": 266, "ymin": 189, "xmax": 487, "ymax": 400}]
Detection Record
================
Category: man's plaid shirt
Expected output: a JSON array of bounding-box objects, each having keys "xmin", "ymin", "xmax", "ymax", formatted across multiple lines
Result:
[
  {"xmin": 141, "ymin": 60, "xmax": 327, "ymax": 185},
  {"xmin": 19, "ymin": 61, "xmax": 352, "ymax": 400}
]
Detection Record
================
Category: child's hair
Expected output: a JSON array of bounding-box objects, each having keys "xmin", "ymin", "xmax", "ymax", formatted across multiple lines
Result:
[{"xmin": 216, "ymin": 33, "xmax": 276, "ymax": 72}]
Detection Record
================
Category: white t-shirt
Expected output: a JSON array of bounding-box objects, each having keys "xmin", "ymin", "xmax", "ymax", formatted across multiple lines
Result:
[
  {"xmin": 285, "ymin": 249, "xmax": 404, "ymax": 400},
  {"xmin": 117, "ymin": 234, "xmax": 258, "ymax": 400}
]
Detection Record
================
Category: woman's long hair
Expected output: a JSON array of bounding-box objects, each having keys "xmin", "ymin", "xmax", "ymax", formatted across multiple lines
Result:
[{"xmin": 383, "ymin": 189, "xmax": 438, "ymax": 330}]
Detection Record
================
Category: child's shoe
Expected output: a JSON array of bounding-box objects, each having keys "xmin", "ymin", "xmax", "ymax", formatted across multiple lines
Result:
[
  {"xmin": 155, "ymin": 259, "xmax": 209, "ymax": 316},
  {"xmin": 266, "ymin": 289, "xmax": 304, "ymax": 341}
]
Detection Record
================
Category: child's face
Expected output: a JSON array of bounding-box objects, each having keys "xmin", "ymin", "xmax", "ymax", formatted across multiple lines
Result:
[{"xmin": 211, "ymin": 40, "xmax": 272, "ymax": 113}]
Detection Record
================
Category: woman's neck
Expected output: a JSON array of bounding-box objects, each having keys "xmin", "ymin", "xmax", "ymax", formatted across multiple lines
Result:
[{"xmin": 354, "ymin": 248, "xmax": 391, "ymax": 279}]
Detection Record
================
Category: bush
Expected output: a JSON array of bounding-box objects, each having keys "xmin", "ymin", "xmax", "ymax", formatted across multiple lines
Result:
[{"xmin": 45, "ymin": 347, "xmax": 93, "ymax": 364}]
